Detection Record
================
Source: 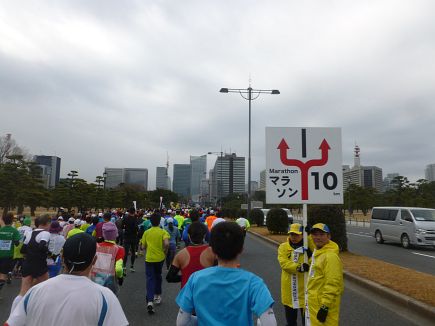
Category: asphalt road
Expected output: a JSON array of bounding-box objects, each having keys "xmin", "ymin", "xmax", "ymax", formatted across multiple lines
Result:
[
  {"xmin": 0, "ymin": 234, "xmax": 417, "ymax": 325},
  {"xmin": 346, "ymin": 224, "xmax": 435, "ymax": 275}
]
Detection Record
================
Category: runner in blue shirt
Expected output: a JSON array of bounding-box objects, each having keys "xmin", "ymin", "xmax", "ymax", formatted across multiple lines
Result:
[{"xmin": 176, "ymin": 222, "xmax": 277, "ymax": 326}]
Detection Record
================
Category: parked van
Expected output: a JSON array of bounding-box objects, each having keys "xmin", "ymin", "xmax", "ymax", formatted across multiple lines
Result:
[
  {"xmin": 261, "ymin": 208, "xmax": 293, "ymax": 225},
  {"xmin": 369, "ymin": 207, "xmax": 435, "ymax": 248}
]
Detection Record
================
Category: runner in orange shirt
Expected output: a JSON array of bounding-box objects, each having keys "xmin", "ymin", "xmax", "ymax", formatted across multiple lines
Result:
[{"xmin": 205, "ymin": 210, "xmax": 217, "ymax": 231}]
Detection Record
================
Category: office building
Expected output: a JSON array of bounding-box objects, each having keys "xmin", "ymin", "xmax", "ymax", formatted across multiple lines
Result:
[
  {"xmin": 259, "ymin": 170, "xmax": 266, "ymax": 191},
  {"xmin": 211, "ymin": 153, "xmax": 245, "ymax": 198},
  {"xmin": 33, "ymin": 155, "xmax": 61, "ymax": 188},
  {"xmin": 173, "ymin": 164, "xmax": 191, "ymax": 198},
  {"xmin": 190, "ymin": 155, "xmax": 207, "ymax": 199},
  {"xmin": 383, "ymin": 173, "xmax": 400, "ymax": 191},
  {"xmin": 124, "ymin": 168, "xmax": 148, "ymax": 190},
  {"xmin": 425, "ymin": 163, "xmax": 435, "ymax": 182},
  {"xmin": 104, "ymin": 168, "xmax": 148, "ymax": 190},
  {"xmin": 156, "ymin": 167, "xmax": 171, "ymax": 190},
  {"xmin": 343, "ymin": 145, "xmax": 383, "ymax": 192}
]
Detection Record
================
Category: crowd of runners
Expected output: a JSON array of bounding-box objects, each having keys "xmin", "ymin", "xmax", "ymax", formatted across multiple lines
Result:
[{"xmin": 0, "ymin": 206, "xmax": 343, "ymax": 325}]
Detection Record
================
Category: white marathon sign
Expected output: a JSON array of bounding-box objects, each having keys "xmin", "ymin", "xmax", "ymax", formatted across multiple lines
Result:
[{"xmin": 266, "ymin": 127, "xmax": 343, "ymax": 204}]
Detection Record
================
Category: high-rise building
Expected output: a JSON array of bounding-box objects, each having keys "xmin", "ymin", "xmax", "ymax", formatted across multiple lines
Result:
[
  {"xmin": 124, "ymin": 168, "xmax": 148, "ymax": 190},
  {"xmin": 209, "ymin": 168, "xmax": 217, "ymax": 203},
  {"xmin": 33, "ymin": 155, "xmax": 61, "ymax": 188},
  {"xmin": 211, "ymin": 153, "xmax": 245, "ymax": 198},
  {"xmin": 104, "ymin": 168, "xmax": 148, "ymax": 190},
  {"xmin": 259, "ymin": 170, "xmax": 266, "ymax": 191},
  {"xmin": 156, "ymin": 167, "xmax": 171, "ymax": 190},
  {"xmin": 425, "ymin": 163, "xmax": 435, "ymax": 182},
  {"xmin": 190, "ymin": 155, "xmax": 207, "ymax": 199},
  {"xmin": 343, "ymin": 145, "xmax": 383, "ymax": 192},
  {"xmin": 383, "ymin": 173, "xmax": 400, "ymax": 191},
  {"xmin": 173, "ymin": 164, "xmax": 191, "ymax": 198}
]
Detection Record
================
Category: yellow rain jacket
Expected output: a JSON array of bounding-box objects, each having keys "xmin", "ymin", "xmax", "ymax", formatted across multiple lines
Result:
[
  {"xmin": 278, "ymin": 240, "xmax": 307, "ymax": 309},
  {"xmin": 306, "ymin": 240, "xmax": 343, "ymax": 326}
]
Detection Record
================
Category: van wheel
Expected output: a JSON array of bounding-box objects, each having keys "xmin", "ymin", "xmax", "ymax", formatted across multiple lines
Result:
[
  {"xmin": 375, "ymin": 230, "xmax": 384, "ymax": 244},
  {"xmin": 401, "ymin": 234, "xmax": 411, "ymax": 249}
]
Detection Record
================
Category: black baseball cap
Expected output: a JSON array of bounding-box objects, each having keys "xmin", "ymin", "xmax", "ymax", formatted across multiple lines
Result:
[{"xmin": 63, "ymin": 233, "xmax": 97, "ymax": 272}]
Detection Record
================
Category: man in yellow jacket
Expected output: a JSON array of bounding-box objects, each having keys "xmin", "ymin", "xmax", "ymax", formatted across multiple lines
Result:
[
  {"xmin": 306, "ymin": 223, "xmax": 343, "ymax": 326},
  {"xmin": 278, "ymin": 223, "xmax": 310, "ymax": 326}
]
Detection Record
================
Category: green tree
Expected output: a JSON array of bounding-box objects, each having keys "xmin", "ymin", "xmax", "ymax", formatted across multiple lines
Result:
[{"xmin": 308, "ymin": 205, "xmax": 348, "ymax": 251}]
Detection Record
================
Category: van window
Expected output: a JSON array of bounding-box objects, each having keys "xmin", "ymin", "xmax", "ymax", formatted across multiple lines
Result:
[
  {"xmin": 410, "ymin": 209, "xmax": 435, "ymax": 222},
  {"xmin": 401, "ymin": 210, "xmax": 413, "ymax": 222},
  {"xmin": 372, "ymin": 209, "xmax": 398, "ymax": 220},
  {"xmin": 372, "ymin": 209, "xmax": 384, "ymax": 220},
  {"xmin": 387, "ymin": 209, "xmax": 399, "ymax": 221}
]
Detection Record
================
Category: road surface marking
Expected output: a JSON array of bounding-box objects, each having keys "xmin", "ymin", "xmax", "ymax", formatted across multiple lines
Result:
[
  {"xmin": 412, "ymin": 252, "xmax": 435, "ymax": 259},
  {"xmin": 347, "ymin": 232, "xmax": 372, "ymax": 238}
]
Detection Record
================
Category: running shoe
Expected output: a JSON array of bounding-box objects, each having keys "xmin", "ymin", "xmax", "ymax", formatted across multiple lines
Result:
[
  {"xmin": 147, "ymin": 301, "xmax": 155, "ymax": 314},
  {"xmin": 123, "ymin": 267, "xmax": 127, "ymax": 277},
  {"xmin": 153, "ymin": 295, "xmax": 161, "ymax": 304},
  {"xmin": 130, "ymin": 266, "xmax": 135, "ymax": 273},
  {"xmin": 7, "ymin": 272, "xmax": 12, "ymax": 284}
]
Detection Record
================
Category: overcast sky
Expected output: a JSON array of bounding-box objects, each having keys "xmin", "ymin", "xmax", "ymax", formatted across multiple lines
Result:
[{"xmin": 1, "ymin": 0, "xmax": 434, "ymax": 189}]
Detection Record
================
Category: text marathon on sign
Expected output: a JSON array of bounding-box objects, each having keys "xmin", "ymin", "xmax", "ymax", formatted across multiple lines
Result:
[{"xmin": 266, "ymin": 127, "xmax": 343, "ymax": 204}]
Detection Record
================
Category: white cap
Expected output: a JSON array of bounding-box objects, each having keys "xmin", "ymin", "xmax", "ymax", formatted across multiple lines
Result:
[
  {"xmin": 98, "ymin": 212, "xmax": 103, "ymax": 217},
  {"xmin": 58, "ymin": 216, "xmax": 64, "ymax": 221},
  {"xmin": 166, "ymin": 217, "xmax": 174, "ymax": 224},
  {"xmin": 211, "ymin": 218, "xmax": 225, "ymax": 228},
  {"xmin": 168, "ymin": 209, "xmax": 172, "ymax": 214},
  {"xmin": 68, "ymin": 217, "xmax": 75, "ymax": 223},
  {"xmin": 74, "ymin": 219, "xmax": 81, "ymax": 226}
]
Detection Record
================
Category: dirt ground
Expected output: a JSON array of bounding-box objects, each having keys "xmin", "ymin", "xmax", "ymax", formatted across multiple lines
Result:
[{"xmin": 250, "ymin": 226, "xmax": 435, "ymax": 307}]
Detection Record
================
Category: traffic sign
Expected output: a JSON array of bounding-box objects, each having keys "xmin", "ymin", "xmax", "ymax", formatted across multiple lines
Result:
[{"xmin": 266, "ymin": 127, "xmax": 343, "ymax": 204}]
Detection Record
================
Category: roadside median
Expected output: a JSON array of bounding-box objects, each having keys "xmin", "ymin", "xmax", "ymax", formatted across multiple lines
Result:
[{"xmin": 248, "ymin": 226, "xmax": 435, "ymax": 322}]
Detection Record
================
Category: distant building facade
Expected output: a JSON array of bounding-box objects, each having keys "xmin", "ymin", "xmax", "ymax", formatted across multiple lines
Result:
[
  {"xmin": 425, "ymin": 163, "xmax": 435, "ymax": 182},
  {"xmin": 190, "ymin": 155, "xmax": 207, "ymax": 200},
  {"xmin": 156, "ymin": 167, "xmax": 171, "ymax": 190},
  {"xmin": 173, "ymin": 164, "xmax": 191, "ymax": 198},
  {"xmin": 104, "ymin": 167, "xmax": 148, "ymax": 190},
  {"xmin": 211, "ymin": 153, "xmax": 245, "ymax": 198},
  {"xmin": 342, "ymin": 145, "xmax": 383, "ymax": 192},
  {"xmin": 259, "ymin": 170, "xmax": 266, "ymax": 191},
  {"xmin": 33, "ymin": 155, "xmax": 61, "ymax": 188},
  {"xmin": 383, "ymin": 173, "xmax": 400, "ymax": 192}
]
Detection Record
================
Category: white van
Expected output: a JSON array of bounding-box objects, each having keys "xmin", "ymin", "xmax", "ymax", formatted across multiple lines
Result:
[{"xmin": 369, "ymin": 207, "xmax": 435, "ymax": 248}]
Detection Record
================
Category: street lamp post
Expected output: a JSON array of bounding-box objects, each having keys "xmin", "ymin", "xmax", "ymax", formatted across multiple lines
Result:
[
  {"xmin": 348, "ymin": 177, "xmax": 352, "ymax": 217},
  {"xmin": 208, "ymin": 151, "xmax": 223, "ymax": 208},
  {"xmin": 67, "ymin": 170, "xmax": 78, "ymax": 211},
  {"xmin": 220, "ymin": 86, "xmax": 279, "ymax": 221}
]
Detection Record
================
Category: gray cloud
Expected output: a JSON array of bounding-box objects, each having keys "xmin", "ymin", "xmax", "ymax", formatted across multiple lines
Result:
[{"xmin": 1, "ymin": 0, "xmax": 434, "ymax": 188}]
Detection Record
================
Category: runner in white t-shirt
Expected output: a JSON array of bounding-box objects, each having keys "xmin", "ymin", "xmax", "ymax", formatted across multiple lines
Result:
[{"xmin": 6, "ymin": 232, "xmax": 129, "ymax": 326}]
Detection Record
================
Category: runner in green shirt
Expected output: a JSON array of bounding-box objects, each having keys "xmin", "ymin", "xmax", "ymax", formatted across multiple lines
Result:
[
  {"xmin": 140, "ymin": 213, "xmax": 169, "ymax": 314},
  {"xmin": 0, "ymin": 212, "xmax": 20, "ymax": 290}
]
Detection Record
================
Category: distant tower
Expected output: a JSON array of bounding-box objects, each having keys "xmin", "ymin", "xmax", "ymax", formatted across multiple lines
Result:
[
  {"xmin": 353, "ymin": 144, "xmax": 360, "ymax": 167},
  {"xmin": 166, "ymin": 152, "xmax": 169, "ymax": 177}
]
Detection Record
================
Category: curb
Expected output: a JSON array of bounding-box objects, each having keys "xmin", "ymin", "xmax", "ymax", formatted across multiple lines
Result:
[
  {"xmin": 344, "ymin": 272, "xmax": 435, "ymax": 321},
  {"xmin": 248, "ymin": 230, "xmax": 435, "ymax": 321}
]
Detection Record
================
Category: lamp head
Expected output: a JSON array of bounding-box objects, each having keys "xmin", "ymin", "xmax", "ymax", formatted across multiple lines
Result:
[
  {"xmin": 271, "ymin": 90, "xmax": 280, "ymax": 94},
  {"xmin": 219, "ymin": 88, "xmax": 229, "ymax": 93}
]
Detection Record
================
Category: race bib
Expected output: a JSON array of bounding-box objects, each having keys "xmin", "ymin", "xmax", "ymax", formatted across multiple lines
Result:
[
  {"xmin": 94, "ymin": 252, "xmax": 113, "ymax": 271},
  {"xmin": 0, "ymin": 240, "xmax": 12, "ymax": 251}
]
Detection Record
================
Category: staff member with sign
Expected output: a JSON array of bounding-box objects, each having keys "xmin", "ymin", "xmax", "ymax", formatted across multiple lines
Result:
[{"xmin": 278, "ymin": 223, "xmax": 310, "ymax": 326}]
